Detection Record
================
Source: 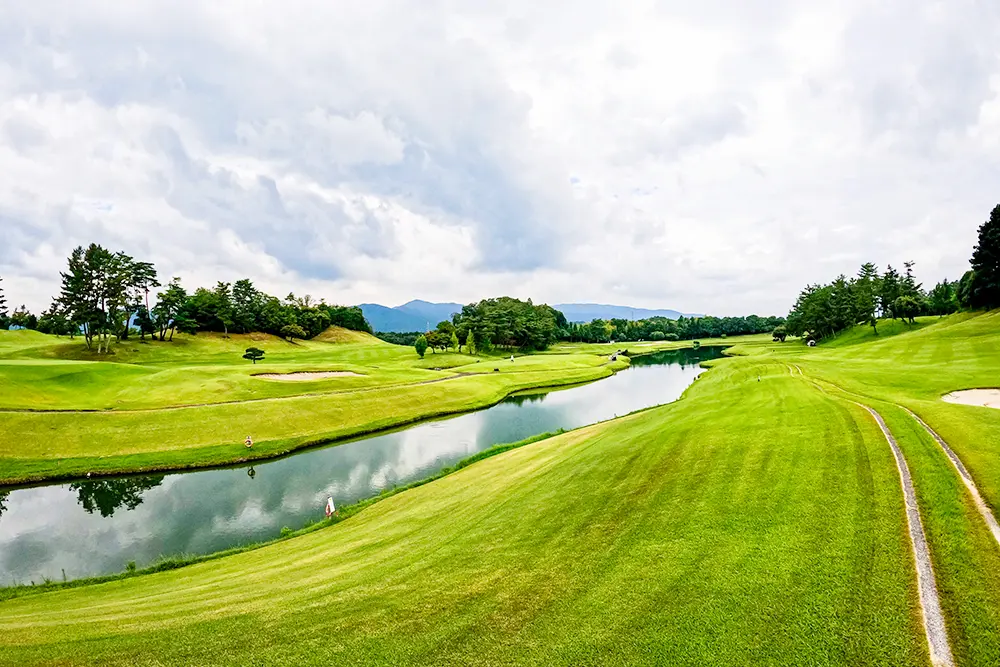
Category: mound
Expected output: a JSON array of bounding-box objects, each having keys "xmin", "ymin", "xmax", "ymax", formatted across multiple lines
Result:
[
  {"xmin": 313, "ymin": 326, "xmax": 381, "ymax": 344},
  {"xmin": 253, "ymin": 371, "xmax": 362, "ymax": 381}
]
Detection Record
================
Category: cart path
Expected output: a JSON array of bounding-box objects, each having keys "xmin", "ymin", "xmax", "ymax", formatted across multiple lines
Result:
[
  {"xmin": 860, "ymin": 404, "xmax": 955, "ymax": 667},
  {"xmin": 904, "ymin": 407, "xmax": 1000, "ymax": 549}
]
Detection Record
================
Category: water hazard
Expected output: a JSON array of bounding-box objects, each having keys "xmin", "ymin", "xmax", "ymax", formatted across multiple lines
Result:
[{"xmin": 0, "ymin": 347, "xmax": 723, "ymax": 583}]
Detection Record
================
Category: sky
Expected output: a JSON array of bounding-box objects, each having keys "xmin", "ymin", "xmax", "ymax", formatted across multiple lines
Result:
[{"xmin": 0, "ymin": 1, "xmax": 998, "ymax": 317}]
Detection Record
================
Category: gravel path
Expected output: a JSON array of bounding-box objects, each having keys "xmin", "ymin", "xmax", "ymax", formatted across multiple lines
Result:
[
  {"xmin": 861, "ymin": 405, "xmax": 955, "ymax": 667},
  {"xmin": 905, "ymin": 407, "xmax": 1000, "ymax": 548}
]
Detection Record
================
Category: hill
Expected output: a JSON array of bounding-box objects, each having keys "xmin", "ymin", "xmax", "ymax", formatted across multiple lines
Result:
[
  {"xmin": 358, "ymin": 304, "xmax": 428, "ymax": 332},
  {"xmin": 360, "ymin": 300, "xmax": 696, "ymax": 331},
  {"xmin": 553, "ymin": 303, "xmax": 695, "ymax": 323},
  {"xmin": 394, "ymin": 300, "xmax": 463, "ymax": 324}
]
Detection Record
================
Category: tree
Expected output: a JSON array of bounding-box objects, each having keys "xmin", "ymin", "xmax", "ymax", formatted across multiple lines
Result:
[
  {"xmin": 280, "ymin": 324, "xmax": 307, "ymax": 341},
  {"xmin": 0, "ymin": 276, "xmax": 7, "ymax": 329},
  {"xmin": 648, "ymin": 331, "xmax": 665, "ymax": 341},
  {"xmin": 927, "ymin": 280, "xmax": 958, "ymax": 316},
  {"xmin": 772, "ymin": 326, "xmax": 787, "ymax": 342},
  {"xmin": 36, "ymin": 303, "xmax": 75, "ymax": 336},
  {"xmin": 855, "ymin": 263, "xmax": 880, "ymax": 334},
  {"xmin": 414, "ymin": 334, "xmax": 428, "ymax": 358},
  {"xmin": 153, "ymin": 278, "xmax": 188, "ymax": 341},
  {"xmin": 9, "ymin": 305, "xmax": 37, "ymax": 330},
  {"xmin": 969, "ymin": 204, "xmax": 1000, "ymax": 309},
  {"xmin": 450, "ymin": 331, "xmax": 460, "ymax": 351},
  {"xmin": 243, "ymin": 347, "xmax": 265, "ymax": 364},
  {"xmin": 893, "ymin": 295, "xmax": 921, "ymax": 324}
]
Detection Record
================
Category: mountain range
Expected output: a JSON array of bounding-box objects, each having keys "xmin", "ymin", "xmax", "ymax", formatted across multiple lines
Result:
[{"xmin": 359, "ymin": 300, "xmax": 697, "ymax": 333}]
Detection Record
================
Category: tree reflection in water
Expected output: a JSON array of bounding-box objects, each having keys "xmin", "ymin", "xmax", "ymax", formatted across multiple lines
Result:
[{"xmin": 68, "ymin": 476, "xmax": 165, "ymax": 518}]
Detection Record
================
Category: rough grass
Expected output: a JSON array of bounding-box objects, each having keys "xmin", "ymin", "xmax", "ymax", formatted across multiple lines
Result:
[{"xmin": 0, "ymin": 357, "xmax": 926, "ymax": 666}]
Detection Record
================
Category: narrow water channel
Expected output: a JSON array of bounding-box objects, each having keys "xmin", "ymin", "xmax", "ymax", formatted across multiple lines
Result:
[{"xmin": 0, "ymin": 347, "xmax": 723, "ymax": 583}]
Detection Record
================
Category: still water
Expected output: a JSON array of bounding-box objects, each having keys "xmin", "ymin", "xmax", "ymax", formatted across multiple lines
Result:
[{"xmin": 0, "ymin": 347, "xmax": 723, "ymax": 583}]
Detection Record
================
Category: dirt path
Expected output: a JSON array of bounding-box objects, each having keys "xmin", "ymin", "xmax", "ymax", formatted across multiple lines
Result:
[
  {"xmin": 904, "ymin": 407, "xmax": 1000, "ymax": 548},
  {"xmin": 859, "ymin": 404, "xmax": 955, "ymax": 667}
]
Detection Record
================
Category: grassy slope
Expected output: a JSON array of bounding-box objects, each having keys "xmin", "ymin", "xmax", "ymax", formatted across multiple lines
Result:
[
  {"xmin": 0, "ymin": 355, "xmax": 927, "ymax": 666},
  {"xmin": 0, "ymin": 329, "xmax": 735, "ymax": 484}
]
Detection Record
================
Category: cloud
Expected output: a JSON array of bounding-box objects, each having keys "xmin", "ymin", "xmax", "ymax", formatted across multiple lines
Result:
[{"xmin": 0, "ymin": 1, "xmax": 997, "ymax": 317}]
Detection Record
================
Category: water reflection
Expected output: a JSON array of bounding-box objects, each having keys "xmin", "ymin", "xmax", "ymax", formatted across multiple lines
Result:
[
  {"xmin": 0, "ymin": 346, "xmax": 723, "ymax": 582},
  {"xmin": 70, "ymin": 476, "xmax": 165, "ymax": 518}
]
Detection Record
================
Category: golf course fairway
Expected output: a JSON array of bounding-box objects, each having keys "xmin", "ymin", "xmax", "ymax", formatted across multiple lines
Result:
[{"xmin": 2, "ymin": 313, "xmax": 1000, "ymax": 665}]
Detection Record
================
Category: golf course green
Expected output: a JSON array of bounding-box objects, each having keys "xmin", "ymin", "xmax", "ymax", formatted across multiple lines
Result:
[
  {"xmin": 0, "ymin": 327, "xmax": 708, "ymax": 484},
  {"xmin": 2, "ymin": 312, "xmax": 1000, "ymax": 665}
]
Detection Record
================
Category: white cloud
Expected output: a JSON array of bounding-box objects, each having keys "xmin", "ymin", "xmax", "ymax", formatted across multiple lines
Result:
[{"xmin": 0, "ymin": 0, "xmax": 997, "ymax": 316}]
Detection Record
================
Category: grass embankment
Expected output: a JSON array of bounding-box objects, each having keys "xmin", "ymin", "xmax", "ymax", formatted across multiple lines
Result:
[
  {"xmin": 0, "ymin": 328, "xmax": 729, "ymax": 484},
  {"xmin": 0, "ymin": 352, "xmax": 928, "ymax": 665}
]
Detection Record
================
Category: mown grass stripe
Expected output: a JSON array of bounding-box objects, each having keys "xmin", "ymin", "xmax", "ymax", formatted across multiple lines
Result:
[
  {"xmin": 861, "ymin": 405, "xmax": 955, "ymax": 667},
  {"xmin": 905, "ymin": 407, "xmax": 1000, "ymax": 549}
]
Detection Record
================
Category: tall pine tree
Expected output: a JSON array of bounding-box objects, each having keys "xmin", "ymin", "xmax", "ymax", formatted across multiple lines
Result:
[{"xmin": 970, "ymin": 204, "xmax": 1000, "ymax": 309}]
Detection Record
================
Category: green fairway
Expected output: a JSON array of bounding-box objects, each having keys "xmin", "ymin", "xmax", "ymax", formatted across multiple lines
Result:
[
  {"xmin": 3, "ymin": 314, "xmax": 1000, "ymax": 665},
  {"xmin": 0, "ymin": 351, "xmax": 929, "ymax": 666},
  {"xmin": 0, "ymin": 328, "xmax": 729, "ymax": 484}
]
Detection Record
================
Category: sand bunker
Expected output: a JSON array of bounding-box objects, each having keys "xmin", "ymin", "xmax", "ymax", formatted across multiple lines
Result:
[
  {"xmin": 253, "ymin": 371, "xmax": 361, "ymax": 381},
  {"xmin": 942, "ymin": 389, "xmax": 1000, "ymax": 409}
]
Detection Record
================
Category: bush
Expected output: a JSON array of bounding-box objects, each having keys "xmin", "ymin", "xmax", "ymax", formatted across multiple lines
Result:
[
  {"xmin": 664, "ymin": 333, "xmax": 679, "ymax": 341},
  {"xmin": 649, "ymin": 331, "xmax": 665, "ymax": 341},
  {"xmin": 414, "ymin": 335, "xmax": 428, "ymax": 358}
]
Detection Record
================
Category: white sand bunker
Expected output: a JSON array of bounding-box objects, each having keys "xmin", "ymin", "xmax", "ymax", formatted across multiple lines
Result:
[
  {"xmin": 253, "ymin": 371, "xmax": 361, "ymax": 381},
  {"xmin": 943, "ymin": 389, "xmax": 1000, "ymax": 409}
]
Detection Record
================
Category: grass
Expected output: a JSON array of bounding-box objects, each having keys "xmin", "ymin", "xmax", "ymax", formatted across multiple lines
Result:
[
  {"xmin": 0, "ymin": 354, "xmax": 927, "ymax": 666},
  {"xmin": 3, "ymin": 315, "xmax": 1000, "ymax": 664},
  {"xmin": 0, "ymin": 327, "xmax": 709, "ymax": 484}
]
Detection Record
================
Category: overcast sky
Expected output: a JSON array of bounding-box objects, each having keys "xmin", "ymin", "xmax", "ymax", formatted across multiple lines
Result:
[{"xmin": 1, "ymin": 1, "xmax": 998, "ymax": 316}]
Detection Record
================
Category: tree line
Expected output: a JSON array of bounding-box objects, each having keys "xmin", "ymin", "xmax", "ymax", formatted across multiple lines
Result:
[
  {"xmin": 784, "ymin": 203, "xmax": 1000, "ymax": 342},
  {"xmin": 384, "ymin": 296, "xmax": 784, "ymax": 358},
  {"xmin": 0, "ymin": 243, "xmax": 369, "ymax": 351}
]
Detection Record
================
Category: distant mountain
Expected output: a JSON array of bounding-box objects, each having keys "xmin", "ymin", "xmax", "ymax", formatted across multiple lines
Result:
[
  {"xmin": 360, "ymin": 300, "xmax": 695, "ymax": 332},
  {"xmin": 394, "ymin": 300, "xmax": 463, "ymax": 325},
  {"xmin": 553, "ymin": 303, "xmax": 695, "ymax": 323},
  {"xmin": 357, "ymin": 304, "xmax": 428, "ymax": 333}
]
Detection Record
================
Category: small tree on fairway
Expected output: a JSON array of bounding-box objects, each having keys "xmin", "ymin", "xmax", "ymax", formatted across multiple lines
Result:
[
  {"xmin": 772, "ymin": 326, "xmax": 787, "ymax": 342},
  {"xmin": 414, "ymin": 334, "xmax": 428, "ymax": 358},
  {"xmin": 450, "ymin": 331, "xmax": 460, "ymax": 351},
  {"xmin": 243, "ymin": 347, "xmax": 265, "ymax": 364}
]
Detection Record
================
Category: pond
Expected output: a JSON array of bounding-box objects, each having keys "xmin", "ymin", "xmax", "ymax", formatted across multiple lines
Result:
[{"xmin": 0, "ymin": 346, "xmax": 724, "ymax": 583}]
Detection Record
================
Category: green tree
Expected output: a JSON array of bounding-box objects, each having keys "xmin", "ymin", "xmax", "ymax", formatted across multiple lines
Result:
[
  {"xmin": 927, "ymin": 280, "xmax": 958, "ymax": 316},
  {"xmin": 855, "ymin": 262, "xmax": 880, "ymax": 334},
  {"xmin": 36, "ymin": 303, "xmax": 75, "ymax": 336},
  {"xmin": 0, "ymin": 276, "xmax": 7, "ymax": 329},
  {"xmin": 893, "ymin": 295, "xmax": 921, "ymax": 324},
  {"xmin": 969, "ymin": 204, "xmax": 1000, "ymax": 308},
  {"xmin": 648, "ymin": 331, "xmax": 665, "ymax": 340},
  {"xmin": 153, "ymin": 278, "xmax": 188, "ymax": 341},
  {"xmin": 9, "ymin": 305, "xmax": 37, "ymax": 329},
  {"xmin": 772, "ymin": 326, "xmax": 787, "ymax": 342},
  {"xmin": 280, "ymin": 324, "xmax": 307, "ymax": 341},
  {"xmin": 414, "ymin": 334, "xmax": 428, "ymax": 358},
  {"xmin": 450, "ymin": 331, "xmax": 459, "ymax": 351},
  {"xmin": 243, "ymin": 347, "xmax": 265, "ymax": 364}
]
